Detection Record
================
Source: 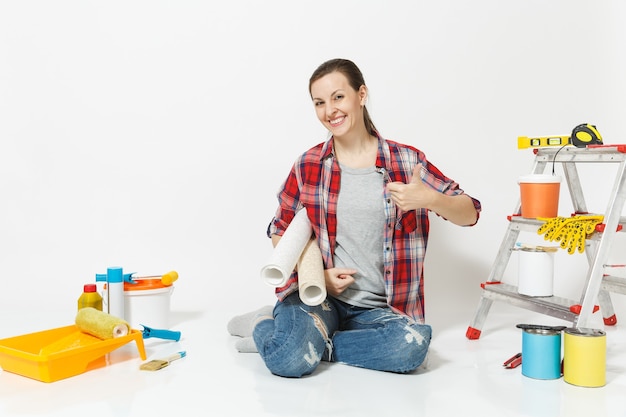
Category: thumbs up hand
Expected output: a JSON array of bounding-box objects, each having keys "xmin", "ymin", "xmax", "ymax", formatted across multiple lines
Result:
[{"xmin": 386, "ymin": 164, "xmax": 435, "ymax": 212}]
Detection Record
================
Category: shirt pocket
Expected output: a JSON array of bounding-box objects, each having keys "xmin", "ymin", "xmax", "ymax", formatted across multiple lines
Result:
[{"xmin": 396, "ymin": 211, "xmax": 418, "ymax": 234}]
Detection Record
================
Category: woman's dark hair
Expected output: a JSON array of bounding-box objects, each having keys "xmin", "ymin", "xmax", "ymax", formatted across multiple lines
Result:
[{"xmin": 309, "ymin": 58, "xmax": 377, "ymax": 136}]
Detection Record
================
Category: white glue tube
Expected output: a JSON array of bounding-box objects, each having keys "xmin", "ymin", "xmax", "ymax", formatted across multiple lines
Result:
[
  {"xmin": 106, "ymin": 266, "xmax": 125, "ymax": 320},
  {"xmin": 260, "ymin": 209, "xmax": 313, "ymax": 287}
]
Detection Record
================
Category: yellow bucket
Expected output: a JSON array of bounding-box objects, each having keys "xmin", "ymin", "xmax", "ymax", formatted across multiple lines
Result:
[{"xmin": 563, "ymin": 327, "xmax": 606, "ymax": 387}]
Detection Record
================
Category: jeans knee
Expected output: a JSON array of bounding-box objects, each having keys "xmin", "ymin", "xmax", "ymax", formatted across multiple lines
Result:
[
  {"xmin": 258, "ymin": 311, "xmax": 329, "ymax": 378},
  {"xmin": 265, "ymin": 340, "xmax": 322, "ymax": 378},
  {"xmin": 403, "ymin": 324, "xmax": 432, "ymax": 371},
  {"xmin": 404, "ymin": 323, "xmax": 432, "ymax": 346}
]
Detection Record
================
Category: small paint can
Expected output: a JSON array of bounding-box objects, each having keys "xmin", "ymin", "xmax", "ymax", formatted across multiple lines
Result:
[
  {"xmin": 563, "ymin": 327, "xmax": 606, "ymax": 387},
  {"xmin": 517, "ymin": 324, "xmax": 564, "ymax": 380},
  {"xmin": 517, "ymin": 247, "xmax": 554, "ymax": 297}
]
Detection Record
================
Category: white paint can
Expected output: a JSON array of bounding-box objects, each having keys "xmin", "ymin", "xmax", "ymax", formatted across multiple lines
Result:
[
  {"xmin": 517, "ymin": 248, "xmax": 555, "ymax": 297},
  {"xmin": 124, "ymin": 279, "xmax": 175, "ymax": 329}
]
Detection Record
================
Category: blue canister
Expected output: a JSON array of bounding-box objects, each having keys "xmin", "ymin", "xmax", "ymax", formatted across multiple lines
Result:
[{"xmin": 516, "ymin": 324, "xmax": 566, "ymax": 380}]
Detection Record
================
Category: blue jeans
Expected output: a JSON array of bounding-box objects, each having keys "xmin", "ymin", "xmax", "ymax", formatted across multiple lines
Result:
[{"xmin": 252, "ymin": 292, "xmax": 432, "ymax": 378}]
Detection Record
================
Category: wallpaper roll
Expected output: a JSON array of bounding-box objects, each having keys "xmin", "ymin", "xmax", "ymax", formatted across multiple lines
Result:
[
  {"xmin": 76, "ymin": 307, "xmax": 130, "ymax": 339},
  {"xmin": 261, "ymin": 208, "xmax": 313, "ymax": 287},
  {"xmin": 297, "ymin": 238, "xmax": 326, "ymax": 306}
]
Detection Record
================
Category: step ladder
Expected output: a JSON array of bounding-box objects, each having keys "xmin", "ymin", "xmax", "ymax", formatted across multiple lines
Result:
[{"xmin": 466, "ymin": 144, "xmax": 626, "ymax": 340}]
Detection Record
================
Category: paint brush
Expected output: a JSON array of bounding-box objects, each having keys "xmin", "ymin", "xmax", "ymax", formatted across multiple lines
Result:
[
  {"xmin": 140, "ymin": 351, "xmax": 186, "ymax": 371},
  {"xmin": 514, "ymin": 242, "xmax": 559, "ymax": 252}
]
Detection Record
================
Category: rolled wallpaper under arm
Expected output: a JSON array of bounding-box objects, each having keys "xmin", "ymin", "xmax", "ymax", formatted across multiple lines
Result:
[
  {"xmin": 297, "ymin": 238, "xmax": 326, "ymax": 306},
  {"xmin": 260, "ymin": 209, "xmax": 313, "ymax": 287},
  {"xmin": 260, "ymin": 209, "xmax": 327, "ymax": 306}
]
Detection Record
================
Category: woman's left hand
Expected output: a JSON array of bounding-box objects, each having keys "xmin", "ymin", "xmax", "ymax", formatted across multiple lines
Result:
[{"xmin": 386, "ymin": 164, "xmax": 434, "ymax": 212}]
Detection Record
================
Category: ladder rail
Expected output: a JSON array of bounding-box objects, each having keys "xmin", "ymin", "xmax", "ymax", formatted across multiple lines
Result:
[
  {"xmin": 585, "ymin": 240, "xmax": 617, "ymax": 323},
  {"xmin": 466, "ymin": 223, "xmax": 520, "ymax": 337},
  {"xmin": 536, "ymin": 145, "xmax": 626, "ymax": 163},
  {"xmin": 575, "ymin": 159, "xmax": 626, "ymax": 327}
]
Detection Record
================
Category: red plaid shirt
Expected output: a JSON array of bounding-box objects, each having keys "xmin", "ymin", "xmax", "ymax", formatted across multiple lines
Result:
[{"xmin": 267, "ymin": 134, "xmax": 481, "ymax": 323}]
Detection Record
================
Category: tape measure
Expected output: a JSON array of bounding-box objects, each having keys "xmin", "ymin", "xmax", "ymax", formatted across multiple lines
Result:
[
  {"xmin": 517, "ymin": 123, "xmax": 602, "ymax": 149},
  {"xmin": 571, "ymin": 123, "xmax": 603, "ymax": 148}
]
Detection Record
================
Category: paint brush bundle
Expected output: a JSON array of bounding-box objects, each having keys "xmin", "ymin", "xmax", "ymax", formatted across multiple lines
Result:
[{"xmin": 75, "ymin": 307, "xmax": 130, "ymax": 339}]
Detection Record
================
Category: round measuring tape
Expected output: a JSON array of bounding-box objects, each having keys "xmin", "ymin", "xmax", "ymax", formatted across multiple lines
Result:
[{"xmin": 571, "ymin": 123, "xmax": 603, "ymax": 148}]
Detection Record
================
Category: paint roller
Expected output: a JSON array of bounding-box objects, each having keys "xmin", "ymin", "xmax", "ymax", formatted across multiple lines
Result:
[{"xmin": 76, "ymin": 307, "xmax": 131, "ymax": 339}]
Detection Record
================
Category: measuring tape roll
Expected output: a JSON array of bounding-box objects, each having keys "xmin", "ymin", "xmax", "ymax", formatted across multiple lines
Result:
[{"xmin": 571, "ymin": 123, "xmax": 603, "ymax": 148}]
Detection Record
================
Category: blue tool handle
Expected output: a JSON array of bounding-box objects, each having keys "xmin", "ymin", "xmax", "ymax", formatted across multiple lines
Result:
[
  {"xmin": 123, "ymin": 272, "xmax": 138, "ymax": 284},
  {"xmin": 141, "ymin": 325, "xmax": 181, "ymax": 341}
]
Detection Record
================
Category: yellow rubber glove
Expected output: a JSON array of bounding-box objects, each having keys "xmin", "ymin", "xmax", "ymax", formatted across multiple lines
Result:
[{"xmin": 537, "ymin": 215, "xmax": 604, "ymax": 254}]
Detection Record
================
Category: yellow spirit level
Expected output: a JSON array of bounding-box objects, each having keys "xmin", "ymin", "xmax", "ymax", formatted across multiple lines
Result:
[{"xmin": 517, "ymin": 135, "xmax": 570, "ymax": 149}]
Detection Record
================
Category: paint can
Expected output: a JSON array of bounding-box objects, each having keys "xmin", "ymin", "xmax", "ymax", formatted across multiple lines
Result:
[
  {"xmin": 518, "ymin": 174, "xmax": 561, "ymax": 218},
  {"xmin": 517, "ymin": 247, "xmax": 555, "ymax": 297},
  {"xmin": 124, "ymin": 279, "xmax": 175, "ymax": 329},
  {"xmin": 563, "ymin": 327, "xmax": 606, "ymax": 387},
  {"xmin": 517, "ymin": 324, "xmax": 565, "ymax": 380}
]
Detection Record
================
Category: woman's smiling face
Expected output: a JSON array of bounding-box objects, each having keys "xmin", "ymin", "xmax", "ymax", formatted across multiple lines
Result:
[{"xmin": 310, "ymin": 71, "xmax": 367, "ymax": 138}]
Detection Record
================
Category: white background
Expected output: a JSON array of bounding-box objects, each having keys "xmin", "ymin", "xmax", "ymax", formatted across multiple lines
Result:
[{"xmin": 1, "ymin": 0, "xmax": 626, "ymax": 325}]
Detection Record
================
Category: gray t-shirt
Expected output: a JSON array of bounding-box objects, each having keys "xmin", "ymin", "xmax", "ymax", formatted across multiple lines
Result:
[{"xmin": 334, "ymin": 164, "xmax": 387, "ymax": 308}]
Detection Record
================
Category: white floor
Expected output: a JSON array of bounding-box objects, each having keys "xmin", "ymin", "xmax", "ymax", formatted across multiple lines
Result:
[{"xmin": 2, "ymin": 299, "xmax": 626, "ymax": 417}]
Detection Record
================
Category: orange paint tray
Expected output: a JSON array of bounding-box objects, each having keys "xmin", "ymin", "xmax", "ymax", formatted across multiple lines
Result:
[{"xmin": 0, "ymin": 325, "xmax": 146, "ymax": 383}]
